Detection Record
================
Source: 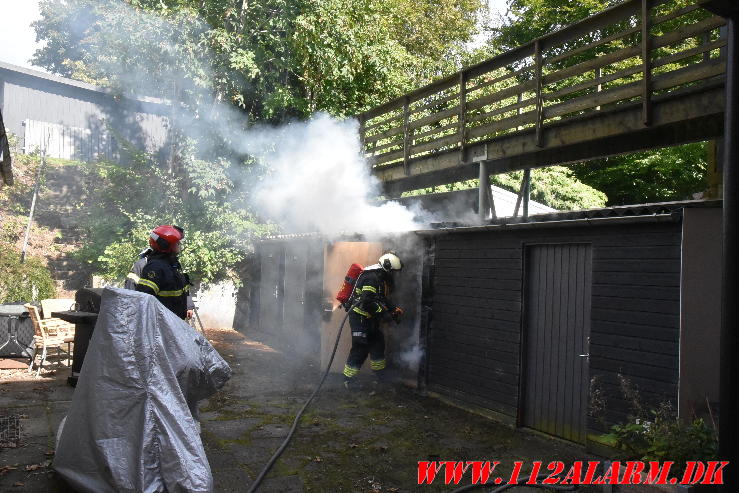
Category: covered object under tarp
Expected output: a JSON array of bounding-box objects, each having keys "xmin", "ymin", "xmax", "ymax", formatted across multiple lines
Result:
[{"xmin": 54, "ymin": 287, "xmax": 231, "ymax": 493}]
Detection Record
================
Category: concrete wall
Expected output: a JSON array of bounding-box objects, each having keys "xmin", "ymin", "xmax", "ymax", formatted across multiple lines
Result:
[{"xmin": 679, "ymin": 207, "xmax": 723, "ymax": 419}]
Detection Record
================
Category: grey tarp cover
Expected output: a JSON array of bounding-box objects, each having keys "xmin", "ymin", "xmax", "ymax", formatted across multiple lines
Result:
[{"xmin": 54, "ymin": 287, "xmax": 232, "ymax": 493}]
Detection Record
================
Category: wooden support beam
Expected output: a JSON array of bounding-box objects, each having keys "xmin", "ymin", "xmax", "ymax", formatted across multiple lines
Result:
[
  {"xmin": 706, "ymin": 138, "xmax": 723, "ymax": 198},
  {"xmin": 513, "ymin": 170, "xmax": 526, "ymax": 217},
  {"xmin": 478, "ymin": 161, "xmax": 494, "ymax": 222},
  {"xmin": 522, "ymin": 168, "xmax": 531, "ymax": 219}
]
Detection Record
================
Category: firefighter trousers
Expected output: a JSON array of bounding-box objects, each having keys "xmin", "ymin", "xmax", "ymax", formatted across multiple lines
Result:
[{"xmin": 343, "ymin": 311, "xmax": 386, "ymax": 380}]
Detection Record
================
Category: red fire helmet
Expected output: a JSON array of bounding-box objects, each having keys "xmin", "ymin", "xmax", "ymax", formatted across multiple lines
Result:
[{"xmin": 149, "ymin": 225, "xmax": 184, "ymax": 253}]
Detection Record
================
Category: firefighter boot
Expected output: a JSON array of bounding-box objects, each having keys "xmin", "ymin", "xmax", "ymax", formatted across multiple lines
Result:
[{"xmin": 370, "ymin": 370, "xmax": 393, "ymax": 395}]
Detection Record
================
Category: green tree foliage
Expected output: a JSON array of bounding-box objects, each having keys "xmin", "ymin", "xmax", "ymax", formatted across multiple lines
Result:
[
  {"xmin": 492, "ymin": 0, "xmax": 619, "ymax": 52},
  {"xmin": 74, "ymin": 143, "xmax": 274, "ymax": 285},
  {"xmin": 494, "ymin": 167, "xmax": 606, "ymax": 210},
  {"xmin": 33, "ymin": 0, "xmax": 483, "ymax": 119},
  {"xmin": 293, "ymin": 0, "xmax": 481, "ymax": 116},
  {"xmin": 572, "ymin": 143, "xmax": 708, "ymax": 205}
]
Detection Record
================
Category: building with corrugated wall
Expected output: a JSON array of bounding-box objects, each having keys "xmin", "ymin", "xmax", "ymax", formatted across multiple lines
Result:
[{"xmin": 0, "ymin": 61, "xmax": 170, "ymax": 162}]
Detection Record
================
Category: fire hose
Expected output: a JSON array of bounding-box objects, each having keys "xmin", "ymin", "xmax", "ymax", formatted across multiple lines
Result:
[{"xmin": 246, "ymin": 302, "xmax": 355, "ymax": 493}]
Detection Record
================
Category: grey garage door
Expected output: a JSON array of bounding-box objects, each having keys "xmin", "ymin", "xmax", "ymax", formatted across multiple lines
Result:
[
  {"xmin": 258, "ymin": 243, "xmax": 284, "ymax": 333},
  {"xmin": 283, "ymin": 242, "xmax": 308, "ymax": 342},
  {"xmin": 523, "ymin": 243, "xmax": 591, "ymax": 443}
]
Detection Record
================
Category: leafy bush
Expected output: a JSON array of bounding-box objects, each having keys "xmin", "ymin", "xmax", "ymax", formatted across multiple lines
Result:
[
  {"xmin": 0, "ymin": 248, "xmax": 56, "ymax": 303},
  {"xmin": 603, "ymin": 403, "xmax": 718, "ymax": 474},
  {"xmin": 601, "ymin": 375, "xmax": 718, "ymax": 474}
]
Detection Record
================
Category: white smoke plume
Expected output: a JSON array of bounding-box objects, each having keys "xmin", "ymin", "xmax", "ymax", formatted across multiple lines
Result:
[
  {"xmin": 45, "ymin": 0, "xmax": 430, "ymax": 237},
  {"xmin": 397, "ymin": 344, "xmax": 424, "ymax": 372},
  {"xmin": 240, "ymin": 115, "xmax": 423, "ymax": 235}
]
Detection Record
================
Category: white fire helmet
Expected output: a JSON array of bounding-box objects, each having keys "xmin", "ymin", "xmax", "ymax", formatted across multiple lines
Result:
[{"xmin": 379, "ymin": 252, "xmax": 402, "ymax": 272}]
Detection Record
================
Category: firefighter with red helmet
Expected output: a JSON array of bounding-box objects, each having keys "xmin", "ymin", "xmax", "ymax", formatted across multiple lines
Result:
[
  {"xmin": 135, "ymin": 225, "xmax": 192, "ymax": 320},
  {"xmin": 343, "ymin": 252, "xmax": 404, "ymax": 389},
  {"xmin": 124, "ymin": 244, "xmax": 194, "ymax": 317}
]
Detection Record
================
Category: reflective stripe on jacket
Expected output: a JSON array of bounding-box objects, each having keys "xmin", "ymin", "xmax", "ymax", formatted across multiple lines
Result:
[{"xmin": 135, "ymin": 254, "xmax": 191, "ymax": 319}]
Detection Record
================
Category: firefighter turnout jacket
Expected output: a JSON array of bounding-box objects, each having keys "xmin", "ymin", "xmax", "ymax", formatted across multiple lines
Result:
[
  {"xmin": 127, "ymin": 249, "xmax": 194, "ymax": 314},
  {"xmin": 135, "ymin": 253, "xmax": 191, "ymax": 319},
  {"xmin": 351, "ymin": 266, "xmax": 396, "ymax": 319}
]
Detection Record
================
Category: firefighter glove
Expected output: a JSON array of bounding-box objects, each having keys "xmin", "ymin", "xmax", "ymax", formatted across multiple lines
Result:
[{"xmin": 391, "ymin": 307, "xmax": 404, "ymax": 324}]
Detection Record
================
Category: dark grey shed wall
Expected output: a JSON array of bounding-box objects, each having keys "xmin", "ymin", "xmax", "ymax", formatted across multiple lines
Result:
[{"xmin": 426, "ymin": 219, "xmax": 682, "ymax": 433}]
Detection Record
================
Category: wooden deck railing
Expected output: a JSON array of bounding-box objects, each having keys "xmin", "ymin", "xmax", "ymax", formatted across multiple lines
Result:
[{"xmin": 358, "ymin": 0, "xmax": 726, "ymax": 183}]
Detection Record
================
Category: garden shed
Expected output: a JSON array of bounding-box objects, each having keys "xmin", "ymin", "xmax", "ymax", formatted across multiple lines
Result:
[{"xmin": 246, "ymin": 200, "xmax": 721, "ymax": 448}]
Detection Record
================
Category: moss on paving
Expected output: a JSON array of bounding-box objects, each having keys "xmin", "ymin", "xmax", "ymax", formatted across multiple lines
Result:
[
  {"xmin": 246, "ymin": 384, "xmax": 589, "ymax": 492},
  {"xmin": 237, "ymin": 386, "xmax": 527, "ymax": 493},
  {"xmin": 204, "ymin": 333, "xmax": 592, "ymax": 492}
]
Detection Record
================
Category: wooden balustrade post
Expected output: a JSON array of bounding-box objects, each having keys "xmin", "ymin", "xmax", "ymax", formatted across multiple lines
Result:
[
  {"xmin": 535, "ymin": 40, "xmax": 544, "ymax": 147},
  {"xmin": 459, "ymin": 71, "xmax": 468, "ymax": 164},
  {"xmin": 641, "ymin": 0, "xmax": 653, "ymax": 126},
  {"xmin": 358, "ymin": 114, "xmax": 366, "ymax": 155},
  {"xmin": 402, "ymin": 97, "xmax": 411, "ymax": 176}
]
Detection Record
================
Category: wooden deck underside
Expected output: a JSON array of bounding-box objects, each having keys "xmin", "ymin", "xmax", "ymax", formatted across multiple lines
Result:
[
  {"xmin": 377, "ymin": 83, "xmax": 725, "ymax": 195},
  {"xmin": 358, "ymin": 0, "xmax": 727, "ymax": 196}
]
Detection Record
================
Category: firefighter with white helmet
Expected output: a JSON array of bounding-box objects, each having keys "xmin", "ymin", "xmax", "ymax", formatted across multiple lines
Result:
[{"xmin": 343, "ymin": 252, "xmax": 404, "ymax": 389}]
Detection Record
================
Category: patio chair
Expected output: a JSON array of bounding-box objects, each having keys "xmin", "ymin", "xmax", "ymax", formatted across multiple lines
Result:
[
  {"xmin": 40, "ymin": 298, "xmax": 75, "ymax": 319},
  {"xmin": 38, "ymin": 299, "xmax": 76, "ymax": 342},
  {"xmin": 24, "ymin": 304, "xmax": 74, "ymax": 376}
]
